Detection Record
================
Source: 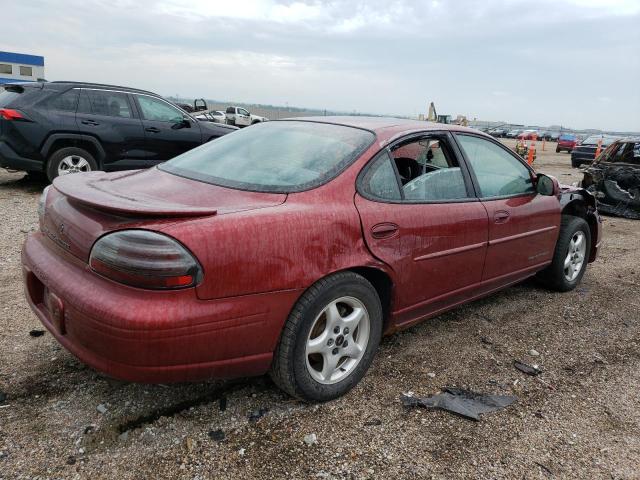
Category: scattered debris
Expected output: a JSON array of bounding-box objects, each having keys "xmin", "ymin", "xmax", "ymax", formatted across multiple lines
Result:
[
  {"xmin": 83, "ymin": 425, "xmax": 95, "ymax": 435},
  {"xmin": 66, "ymin": 455, "xmax": 76, "ymax": 465},
  {"xmin": 480, "ymin": 336, "xmax": 493, "ymax": 345},
  {"xmin": 427, "ymin": 372, "xmax": 436, "ymax": 379},
  {"xmin": 528, "ymin": 349, "xmax": 540, "ymax": 357},
  {"xmin": 363, "ymin": 418, "xmax": 382, "ymax": 427},
  {"xmin": 118, "ymin": 431, "xmax": 129, "ymax": 442},
  {"xmin": 514, "ymin": 360, "xmax": 543, "ymax": 376},
  {"xmin": 96, "ymin": 404, "xmax": 108, "ymax": 414},
  {"xmin": 29, "ymin": 329, "xmax": 45, "ymax": 337},
  {"xmin": 401, "ymin": 387, "xmax": 517, "ymax": 421},
  {"xmin": 184, "ymin": 437, "xmax": 194, "ymax": 452},
  {"xmin": 534, "ymin": 461, "xmax": 554, "ymax": 476},
  {"xmin": 219, "ymin": 396, "xmax": 227, "ymax": 412},
  {"xmin": 238, "ymin": 448, "xmax": 246, "ymax": 456},
  {"xmin": 208, "ymin": 429, "xmax": 225, "ymax": 442},
  {"xmin": 304, "ymin": 433, "xmax": 318, "ymax": 446},
  {"xmin": 248, "ymin": 408, "xmax": 269, "ymax": 423},
  {"xmin": 0, "ymin": 391, "xmax": 6, "ymax": 404}
]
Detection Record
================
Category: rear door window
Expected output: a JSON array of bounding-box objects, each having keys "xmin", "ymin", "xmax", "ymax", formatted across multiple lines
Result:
[{"xmin": 79, "ymin": 89, "xmax": 132, "ymax": 118}]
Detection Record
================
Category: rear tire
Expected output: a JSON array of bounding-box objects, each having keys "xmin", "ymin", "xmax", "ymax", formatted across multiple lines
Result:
[
  {"xmin": 536, "ymin": 215, "xmax": 591, "ymax": 292},
  {"xmin": 571, "ymin": 157, "xmax": 580, "ymax": 168},
  {"xmin": 270, "ymin": 272, "xmax": 383, "ymax": 402},
  {"xmin": 47, "ymin": 147, "xmax": 97, "ymax": 182}
]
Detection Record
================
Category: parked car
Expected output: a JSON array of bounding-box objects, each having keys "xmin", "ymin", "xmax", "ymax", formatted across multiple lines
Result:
[
  {"xmin": 23, "ymin": 117, "xmax": 601, "ymax": 401},
  {"xmin": 488, "ymin": 127, "xmax": 509, "ymax": 138},
  {"xmin": 0, "ymin": 82, "xmax": 237, "ymax": 181},
  {"xmin": 556, "ymin": 134, "xmax": 578, "ymax": 153},
  {"xmin": 547, "ymin": 132, "xmax": 560, "ymax": 142},
  {"xmin": 517, "ymin": 130, "xmax": 539, "ymax": 140},
  {"xmin": 571, "ymin": 135, "xmax": 619, "ymax": 167},
  {"xmin": 581, "ymin": 138, "xmax": 640, "ymax": 219},
  {"xmin": 505, "ymin": 129, "xmax": 522, "ymax": 138},
  {"xmin": 210, "ymin": 110, "xmax": 227, "ymax": 123},
  {"xmin": 225, "ymin": 106, "xmax": 268, "ymax": 127}
]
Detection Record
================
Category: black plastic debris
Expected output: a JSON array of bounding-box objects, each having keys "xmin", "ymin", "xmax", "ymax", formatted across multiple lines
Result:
[
  {"xmin": 66, "ymin": 456, "xmax": 76, "ymax": 465},
  {"xmin": 29, "ymin": 329, "xmax": 45, "ymax": 337},
  {"xmin": 514, "ymin": 360, "xmax": 543, "ymax": 376},
  {"xmin": 208, "ymin": 429, "xmax": 225, "ymax": 442},
  {"xmin": 219, "ymin": 396, "xmax": 227, "ymax": 412},
  {"xmin": 0, "ymin": 391, "xmax": 6, "ymax": 404},
  {"xmin": 401, "ymin": 387, "xmax": 517, "ymax": 421},
  {"xmin": 248, "ymin": 408, "xmax": 269, "ymax": 423},
  {"xmin": 363, "ymin": 418, "xmax": 382, "ymax": 427}
]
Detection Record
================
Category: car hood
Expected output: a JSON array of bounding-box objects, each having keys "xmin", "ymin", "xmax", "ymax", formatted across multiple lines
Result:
[{"xmin": 52, "ymin": 168, "xmax": 286, "ymax": 216}]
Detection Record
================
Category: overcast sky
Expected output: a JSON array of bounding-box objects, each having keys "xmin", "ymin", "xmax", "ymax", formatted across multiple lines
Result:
[{"xmin": 3, "ymin": 0, "xmax": 639, "ymax": 131}]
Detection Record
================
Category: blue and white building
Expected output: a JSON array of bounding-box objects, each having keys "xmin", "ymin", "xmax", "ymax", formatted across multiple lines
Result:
[{"xmin": 0, "ymin": 51, "xmax": 45, "ymax": 84}]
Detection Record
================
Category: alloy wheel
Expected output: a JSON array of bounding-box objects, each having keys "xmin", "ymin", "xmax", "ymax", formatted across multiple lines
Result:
[
  {"xmin": 564, "ymin": 231, "xmax": 586, "ymax": 282},
  {"xmin": 58, "ymin": 155, "xmax": 92, "ymax": 176},
  {"xmin": 305, "ymin": 296, "xmax": 370, "ymax": 385}
]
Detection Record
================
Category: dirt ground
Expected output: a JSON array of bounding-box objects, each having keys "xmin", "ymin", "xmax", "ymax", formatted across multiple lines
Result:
[{"xmin": 1, "ymin": 140, "xmax": 639, "ymax": 480}]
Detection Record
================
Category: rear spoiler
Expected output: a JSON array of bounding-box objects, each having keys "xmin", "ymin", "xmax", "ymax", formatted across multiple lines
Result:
[{"xmin": 53, "ymin": 171, "xmax": 218, "ymax": 217}]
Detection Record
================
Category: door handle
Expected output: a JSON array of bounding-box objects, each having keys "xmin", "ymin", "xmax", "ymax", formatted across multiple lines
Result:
[
  {"xmin": 494, "ymin": 210, "xmax": 510, "ymax": 223},
  {"xmin": 81, "ymin": 119, "xmax": 99, "ymax": 126},
  {"xmin": 145, "ymin": 127, "xmax": 161, "ymax": 133},
  {"xmin": 371, "ymin": 222, "xmax": 399, "ymax": 239}
]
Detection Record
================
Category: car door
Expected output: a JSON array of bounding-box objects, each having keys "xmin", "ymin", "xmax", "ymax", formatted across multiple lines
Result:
[
  {"xmin": 237, "ymin": 108, "xmax": 251, "ymax": 126},
  {"xmin": 75, "ymin": 88, "xmax": 147, "ymax": 170},
  {"xmin": 354, "ymin": 132, "xmax": 489, "ymax": 326},
  {"xmin": 132, "ymin": 94, "xmax": 203, "ymax": 163},
  {"xmin": 454, "ymin": 133, "xmax": 560, "ymax": 286}
]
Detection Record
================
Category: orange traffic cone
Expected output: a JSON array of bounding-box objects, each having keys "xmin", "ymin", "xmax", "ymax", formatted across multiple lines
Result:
[{"xmin": 594, "ymin": 138, "xmax": 603, "ymax": 158}]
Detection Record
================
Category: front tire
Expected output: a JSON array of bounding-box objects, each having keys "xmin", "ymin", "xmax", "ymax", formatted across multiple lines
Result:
[
  {"xmin": 270, "ymin": 272, "xmax": 383, "ymax": 402},
  {"xmin": 47, "ymin": 147, "xmax": 97, "ymax": 182},
  {"xmin": 537, "ymin": 216, "xmax": 591, "ymax": 292}
]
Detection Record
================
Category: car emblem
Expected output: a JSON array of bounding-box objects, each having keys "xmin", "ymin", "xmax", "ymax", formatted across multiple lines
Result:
[{"xmin": 59, "ymin": 223, "xmax": 65, "ymax": 235}]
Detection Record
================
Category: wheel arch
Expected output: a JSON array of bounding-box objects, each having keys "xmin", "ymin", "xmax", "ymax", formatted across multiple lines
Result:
[
  {"xmin": 560, "ymin": 189, "xmax": 599, "ymax": 262},
  {"xmin": 41, "ymin": 134, "xmax": 106, "ymax": 167}
]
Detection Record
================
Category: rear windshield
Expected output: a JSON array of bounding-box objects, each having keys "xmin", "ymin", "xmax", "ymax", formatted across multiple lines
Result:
[
  {"xmin": 0, "ymin": 88, "xmax": 22, "ymax": 107},
  {"xmin": 160, "ymin": 121, "xmax": 375, "ymax": 193},
  {"xmin": 559, "ymin": 134, "xmax": 575, "ymax": 141}
]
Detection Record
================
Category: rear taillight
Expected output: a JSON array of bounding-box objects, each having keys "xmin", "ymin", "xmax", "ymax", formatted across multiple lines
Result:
[
  {"xmin": 0, "ymin": 108, "xmax": 29, "ymax": 121},
  {"xmin": 89, "ymin": 230, "xmax": 202, "ymax": 289}
]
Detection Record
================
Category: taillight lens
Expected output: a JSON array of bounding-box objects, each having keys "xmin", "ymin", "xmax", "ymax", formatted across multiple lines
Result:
[
  {"xmin": 89, "ymin": 230, "xmax": 202, "ymax": 289},
  {"xmin": 0, "ymin": 108, "xmax": 28, "ymax": 121}
]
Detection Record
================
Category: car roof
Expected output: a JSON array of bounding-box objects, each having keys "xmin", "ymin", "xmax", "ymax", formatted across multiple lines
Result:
[
  {"xmin": 279, "ymin": 116, "xmax": 487, "ymax": 141},
  {"xmin": 36, "ymin": 81, "xmax": 161, "ymax": 96}
]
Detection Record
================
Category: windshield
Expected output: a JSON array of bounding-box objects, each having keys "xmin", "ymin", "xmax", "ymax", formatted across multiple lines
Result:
[
  {"xmin": 559, "ymin": 134, "xmax": 575, "ymax": 141},
  {"xmin": 160, "ymin": 121, "xmax": 375, "ymax": 193}
]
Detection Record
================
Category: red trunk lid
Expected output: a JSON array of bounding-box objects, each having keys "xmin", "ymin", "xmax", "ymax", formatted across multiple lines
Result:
[{"xmin": 42, "ymin": 168, "xmax": 286, "ymax": 261}]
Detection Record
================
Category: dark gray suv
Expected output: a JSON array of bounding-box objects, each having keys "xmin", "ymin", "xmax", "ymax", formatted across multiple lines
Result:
[{"xmin": 0, "ymin": 81, "xmax": 237, "ymax": 181}]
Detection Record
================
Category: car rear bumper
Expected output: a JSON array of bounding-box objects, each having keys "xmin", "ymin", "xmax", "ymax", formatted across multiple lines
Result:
[
  {"xmin": 0, "ymin": 141, "xmax": 43, "ymax": 171},
  {"xmin": 571, "ymin": 152, "xmax": 595, "ymax": 164},
  {"xmin": 21, "ymin": 232, "xmax": 302, "ymax": 383}
]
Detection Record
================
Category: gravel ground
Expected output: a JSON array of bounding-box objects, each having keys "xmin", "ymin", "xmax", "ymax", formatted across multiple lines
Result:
[{"xmin": 1, "ymin": 141, "xmax": 639, "ymax": 479}]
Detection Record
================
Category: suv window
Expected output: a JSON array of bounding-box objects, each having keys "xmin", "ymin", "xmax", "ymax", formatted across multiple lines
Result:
[
  {"xmin": 456, "ymin": 134, "xmax": 534, "ymax": 198},
  {"xmin": 226, "ymin": 107, "xmax": 235, "ymax": 114},
  {"xmin": 239, "ymin": 108, "xmax": 250, "ymax": 116},
  {"xmin": 0, "ymin": 89, "xmax": 21, "ymax": 107},
  {"xmin": 43, "ymin": 89, "xmax": 79, "ymax": 112},
  {"xmin": 79, "ymin": 90, "xmax": 132, "ymax": 118},
  {"xmin": 136, "ymin": 95, "xmax": 183, "ymax": 122}
]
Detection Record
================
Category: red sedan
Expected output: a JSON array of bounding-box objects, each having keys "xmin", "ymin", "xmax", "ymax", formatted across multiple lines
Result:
[{"xmin": 22, "ymin": 118, "xmax": 602, "ymax": 401}]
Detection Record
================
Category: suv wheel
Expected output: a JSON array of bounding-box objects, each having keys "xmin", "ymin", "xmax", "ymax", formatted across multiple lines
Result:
[
  {"xmin": 270, "ymin": 272, "xmax": 383, "ymax": 402},
  {"xmin": 536, "ymin": 215, "xmax": 591, "ymax": 292},
  {"xmin": 47, "ymin": 147, "xmax": 98, "ymax": 182}
]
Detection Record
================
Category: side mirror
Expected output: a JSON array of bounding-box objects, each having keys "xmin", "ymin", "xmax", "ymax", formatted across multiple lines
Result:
[
  {"xmin": 536, "ymin": 173, "xmax": 559, "ymax": 196},
  {"xmin": 171, "ymin": 116, "xmax": 191, "ymax": 130}
]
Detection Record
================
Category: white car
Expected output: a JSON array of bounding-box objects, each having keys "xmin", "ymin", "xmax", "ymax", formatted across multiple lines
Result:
[{"xmin": 225, "ymin": 106, "xmax": 268, "ymax": 127}]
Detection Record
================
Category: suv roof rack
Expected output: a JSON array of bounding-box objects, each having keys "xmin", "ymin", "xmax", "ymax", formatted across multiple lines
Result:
[{"xmin": 49, "ymin": 81, "xmax": 158, "ymax": 96}]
